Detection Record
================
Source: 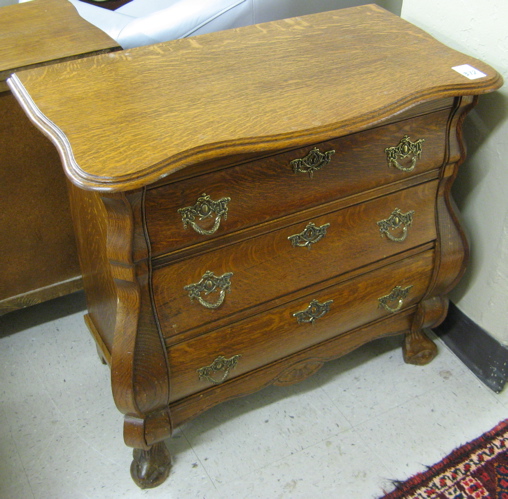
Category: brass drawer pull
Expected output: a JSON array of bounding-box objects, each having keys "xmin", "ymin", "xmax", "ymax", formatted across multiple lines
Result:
[
  {"xmin": 290, "ymin": 147, "xmax": 335, "ymax": 178},
  {"xmin": 293, "ymin": 299, "xmax": 333, "ymax": 324},
  {"xmin": 197, "ymin": 354, "xmax": 242, "ymax": 385},
  {"xmin": 378, "ymin": 285, "xmax": 413, "ymax": 313},
  {"xmin": 288, "ymin": 222, "xmax": 330, "ymax": 249},
  {"xmin": 377, "ymin": 208, "xmax": 415, "ymax": 242},
  {"xmin": 385, "ymin": 135, "xmax": 425, "ymax": 172},
  {"xmin": 178, "ymin": 193, "xmax": 231, "ymax": 235},
  {"xmin": 184, "ymin": 271, "xmax": 233, "ymax": 309}
]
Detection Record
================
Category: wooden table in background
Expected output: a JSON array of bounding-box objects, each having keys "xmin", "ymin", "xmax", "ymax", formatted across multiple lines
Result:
[{"xmin": 0, "ymin": 0, "xmax": 119, "ymax": 314}]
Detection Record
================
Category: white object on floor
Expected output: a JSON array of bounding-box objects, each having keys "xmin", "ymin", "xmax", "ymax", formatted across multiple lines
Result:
[{"xmin": 67, "ymin": 0, "xmax": 253, "ymax": 48}]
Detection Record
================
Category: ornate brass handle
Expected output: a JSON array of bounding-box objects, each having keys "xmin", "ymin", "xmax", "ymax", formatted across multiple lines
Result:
[
  {"xmin": 197, "ymin": 355, "xmax": 242, "ymax": 385},
  {"xmin": 385, "ymin": 135, "xmax": 425, "ymax": 172},
  {"xmin": 378, "ymin": 285, "xmax": 413, "ymax": 313},
  {"xmin": 293, "ymin": 299, "xmax": 333, "ymax": 324},
  {"xmin": 178, "ymin": 193, "xmax": 231, "ymax": 235},
  {"xmin": 377, "ymin": 208, "xmax": 415, "ymax": 242},
  {"xmin": 290, "ymin": 147, "xmax": 335, "ymax": 178},
  {"xmin": 184, "ymin": 271, "xmax": 233, "ymax": 309},
  {"xmin": 288, "ymin": 222, "xmax": 330, "ymax": 249}
]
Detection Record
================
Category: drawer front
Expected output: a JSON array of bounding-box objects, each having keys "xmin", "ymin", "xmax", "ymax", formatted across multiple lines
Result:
[
  {"xmin": 152, "ymin": 180, "xmax": 438, "ymax": 337},
  {"xmin": 145, "ymin": 109, "xmax": 450, "ymax": 257},
  {"xmin": 167, "ymin": 249, "xmax": 435, "ymax": 402}
]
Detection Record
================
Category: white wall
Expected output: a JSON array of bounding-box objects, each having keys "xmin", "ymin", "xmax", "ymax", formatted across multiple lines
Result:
[{"xmin": 402, "ymin": 1, "xmax": 508, "ymax": 345}]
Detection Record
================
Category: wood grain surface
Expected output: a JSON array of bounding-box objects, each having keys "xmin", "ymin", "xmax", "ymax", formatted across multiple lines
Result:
[
  {"xmin": 7, "ymin": 5, "xmax": 502, "ymax": 487},
  {"xmin": 152, "ymin": 180, "xmax": 438, "ymax": 336},
  {"xmin": 0, "ymin": 92, "xmax": 82, "ymax": 309},
  {"xmin": 168, "ymin": 309, "xmax": 416, "ymax": 428},
  {"xmin": 145, "ymin": 107, "xmax": 450, "ymax": 257},
  {"xmin": 8, "ymin": 5, "xmax": 502, "ymax": 191},
  {"xmin": 0, "ymin": 0, "xmax": 117, "ymax": 84},
  {"xmin": 167, "ymin": 249, "xmax": 435, "ymax": 402},
  {"xmin": 0, "ymin": 1, "xmax": 118, "ymax": 313}
]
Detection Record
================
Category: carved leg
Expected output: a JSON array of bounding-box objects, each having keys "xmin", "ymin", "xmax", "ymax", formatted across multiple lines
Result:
[
  {"xmin": 130, "ymin": 442, "xmax": 172, "ymax": 489},
  {"xmin": 403, "ymin": 329, "xmax": 438, "ymax": 365}
]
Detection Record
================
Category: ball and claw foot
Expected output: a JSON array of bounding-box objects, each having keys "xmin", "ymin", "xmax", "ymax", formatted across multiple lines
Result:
[
  {"xmin": 403, "ymin": 330, "xmax": 438, "ymax": 366},
  {"xmin": 130, "ymin": 442, "xmax": 172, "ymax": 489}
]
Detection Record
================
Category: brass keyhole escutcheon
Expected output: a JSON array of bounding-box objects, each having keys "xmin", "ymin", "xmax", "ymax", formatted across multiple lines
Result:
[
  {"xmin": 290, "ymin": 147, "xmax": 335, "ymax": 178},
  {"xmin": 293, "ymin": 299, "xmax": 333, "ymax": 324},
  {"xmin": 197, "ymin": 354, "xmax": 242, "ymax": 385},
  {"xmin": 288, "ymin": 222, "xmax": 330, "ymax": 249}
]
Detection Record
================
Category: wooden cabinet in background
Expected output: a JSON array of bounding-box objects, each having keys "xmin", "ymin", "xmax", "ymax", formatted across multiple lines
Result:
[
  {"xmin": 8, "ymin": 5, "xmax": 502, "ymax": 488},
  {"xmin": 0, "ymin": 0, "xmax": 119, "ymax": 314}
]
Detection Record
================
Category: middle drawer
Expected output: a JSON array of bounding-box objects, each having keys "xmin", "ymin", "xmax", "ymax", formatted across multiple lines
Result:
[{"xmin": 152, "ymin": 180, "xmax": 438, "ymax": 338}]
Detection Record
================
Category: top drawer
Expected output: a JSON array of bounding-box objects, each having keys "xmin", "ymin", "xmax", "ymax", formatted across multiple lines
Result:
[{"xmin": 145, "ymin": 108, "xmax": 451, "ymax": 258}]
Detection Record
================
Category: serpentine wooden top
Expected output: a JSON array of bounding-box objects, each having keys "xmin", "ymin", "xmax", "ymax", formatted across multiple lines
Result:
[
  {"xmin": 8, "ymin": 4, "xmax": 502, "ymax": 192},
  {"xmin": 0, "ymin": 0, "xmax": 118, "ymax": 85}
]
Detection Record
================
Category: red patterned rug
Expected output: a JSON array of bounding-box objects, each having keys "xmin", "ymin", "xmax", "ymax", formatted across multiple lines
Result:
[{"xmin": 381, "ymin": 419, "xmax": 508, "ymax": 498}]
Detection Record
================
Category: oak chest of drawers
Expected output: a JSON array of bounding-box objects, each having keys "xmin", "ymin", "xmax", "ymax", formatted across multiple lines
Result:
[{"xmin": 8, "ymin": 4, "xmax": 502, "ymax": 489}]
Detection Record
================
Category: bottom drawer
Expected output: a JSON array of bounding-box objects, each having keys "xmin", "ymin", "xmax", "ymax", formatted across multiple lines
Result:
[{"xmin": 168, "ymin": 249, "xmax": 435, "ymax": 402}]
